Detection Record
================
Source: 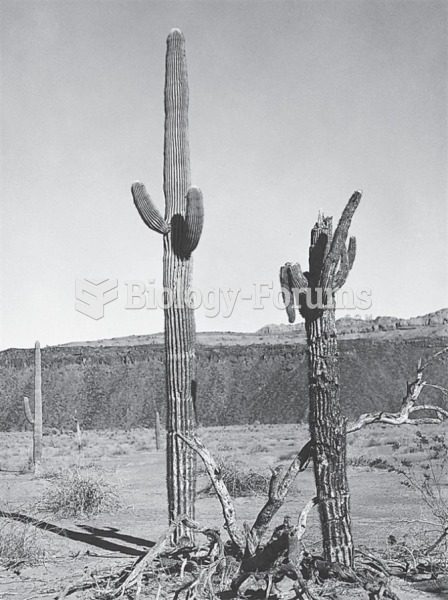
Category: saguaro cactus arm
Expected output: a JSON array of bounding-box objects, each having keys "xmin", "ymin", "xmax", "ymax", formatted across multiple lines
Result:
[
  {"xmin": 279, "ymin": 265, "xmax": 296, "ymax": 323},
  {"xmin": 23, "ymin": 397, "xmax": 34, "ymax": 424},
  {"xmin": 132, "ymin": 182, "xmax": 170, "ymax": 235},
  {"xmin": 333, "ymin": 236, "xmax": 357, "ymax": 291},
  {"xmin": 171, "ymin": 186, "xmax": 204, "ymax": 259},
  {"xmin": 289, "ymin": 262, "xmax": 308, "ymax": 290},
  {"xmin": 279, "ymin": 262, "xmax": 309, "ymax": 323},
  {"xmin": 279, "ymin": 191, "xmax": 362, "ymax": 320},
  {"xmin": 183, "ymin": 186, "xmax": 204, "ymax": 255},
  {"xmin": 319, "ymin": 190, "xmax": 362, "ymax": 289}
]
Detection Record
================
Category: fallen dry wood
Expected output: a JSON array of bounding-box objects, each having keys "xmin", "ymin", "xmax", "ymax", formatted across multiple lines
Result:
[
  {"xmin": 239, "ymin": 498, "xmax": 317, "ymax": 578},
  {"xmin": 279, "ymin": 349, "xmax": 448, "ymax": 510},
  {"xmin": 231, "ymin": 498, "xmax": 319, "ymax": 600},
  {"xmin": 175, "ymin": 432, "xmax": 246, "ymax": 552},
  {"xmin": 347, "ymin": 352, "xmax": 448, "ymax": 433},
  {"xmin": 177, "ymin": 431, "xmax": 313, "ymax": 554},
  {"xmin": 250, "ymin": 440, "xmax": 312, "ymax": 544},
  {"xmin": 114, "ymin": 516, "xmax": 196, "ymax": 598},
  {"xmin": 424, "ymin": 526, "xmax": 448, "ymax": 556}
]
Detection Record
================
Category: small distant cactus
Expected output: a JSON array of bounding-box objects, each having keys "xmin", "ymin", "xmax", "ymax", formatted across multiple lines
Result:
[
  {"xmin": 72, "ymin": 410, "xmax": 83, "ymax": 453},
  {"xmin": 23, "ymin": 341, "xmax": 43, "ymax": 469},
  {"xmin": 155, "ymin": 410, "xmax": 161, "ymax": 451}
]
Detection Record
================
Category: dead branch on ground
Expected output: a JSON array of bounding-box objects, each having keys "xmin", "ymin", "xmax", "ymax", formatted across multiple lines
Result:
[
  {"xmin": 348, "ymin": 350, "xmax": 448, "ymax": 433},
  {"xmin": 175, "ymin": 432, "xmax": 246, "ymax": 552}
]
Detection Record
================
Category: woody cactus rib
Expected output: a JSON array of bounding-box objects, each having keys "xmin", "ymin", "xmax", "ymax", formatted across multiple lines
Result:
[
  {"xmin": 280, "ymin": 191, "xmax": 362, "ymax": 566},
  {"xmin": 23, "ymin": 341, "xmax": 43, "ymax": 469},
  {"xmin": 132, "ymin": 29, "xmax": 203, "ymax": 539}
]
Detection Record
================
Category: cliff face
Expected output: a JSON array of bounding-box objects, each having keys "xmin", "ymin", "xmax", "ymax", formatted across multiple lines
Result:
[
  {"xmin": 257, "ymin": 308, "xmax": 448, "ymax": 338},
  {"xmin": 1, "ymin": 334, "xmax": 447, "ymax": 431}
]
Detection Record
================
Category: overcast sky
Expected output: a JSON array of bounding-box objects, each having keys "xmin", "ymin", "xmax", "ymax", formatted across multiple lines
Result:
[{"xmin": 1, "ymin": 0, "xmax": 447, "ymax": 350}]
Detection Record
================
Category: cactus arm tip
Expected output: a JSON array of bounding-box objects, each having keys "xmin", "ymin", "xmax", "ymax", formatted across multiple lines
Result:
[
  {"xmin": 35, "ymin": 341, "xmax": 40, "ymax": 348},
  {"xmin": 168, "ymin": 28, "xmax": 184, "ymax": 40}
]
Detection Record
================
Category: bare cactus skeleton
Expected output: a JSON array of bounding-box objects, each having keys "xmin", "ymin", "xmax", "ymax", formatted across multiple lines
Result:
[{"xmin": 280, "ymin": 191, "xmax": 362, "ymax": 565}]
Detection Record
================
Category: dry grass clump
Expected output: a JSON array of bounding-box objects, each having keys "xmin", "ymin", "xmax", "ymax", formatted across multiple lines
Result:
[
  {"xmin": 346, "ymin": 454, "xmax": 371, "ymax": 467},
  {"xmin": 0, "ymin": 520, "xmax": 46, "ymax": 566},
  {"xmin": 278, "ymin": 449, "xmax": 297, "ymax": 462},
  {"xmin": 201, "ymin": 459, "xmax": 270, "ymax": 498},
  {"xmin": 38, "ymin": 466, "xmax": 120, "ymax": 517}
]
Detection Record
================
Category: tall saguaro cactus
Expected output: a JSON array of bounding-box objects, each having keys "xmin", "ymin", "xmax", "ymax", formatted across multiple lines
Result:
[
  {"xmin": 132, "ymin": 30, "xmax": 203, "ymax": 535},
  {"xmin": 280, "ymin": 191, "xmax": 361, "ymax": 566},
  {"xmin": 23, "ymin": 340, "xmax": 43, "ymax": 470}
]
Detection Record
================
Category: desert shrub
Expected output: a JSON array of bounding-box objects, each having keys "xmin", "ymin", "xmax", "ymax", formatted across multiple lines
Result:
[
  {"xmin": 383, "ymin": 523, "xmax": 448, "ymax": 575},
  {"xmin": 347, "ymin": 454, "xmax": 370, "ymax": 467},
  {"xmin": 249, "ymin": 444, "xmax": 269, "ymax": 454},
  {"xmin": 278, "ymin": 450, "xmax": 296, "ymax": 461},
  {"xmin": 38, "ymin": 466, "xmax": 120, "ymax": 516},
  {"xmin": 18, "ymin": 455, "xmax": 34, "ymax": 474},
  {"xmin": 217, "ymin": 444, "xmax": 233, "ymax": 452},
  {"xmin": 200, "ymin": 460, "xmax": 270, "ymax": 497},
  {"xmin": 111, "ymin": 445, "xmax": 129, "ymax": 456},
  {"xmin": 369, "ymin": 457, "xmax": 392, "ymax": 470},
  {"xmin": 365, "ymin": 435, "xmax": 383, "ymax": 448},
  {"xmin": 386, "ymin": 433, "xmax": 448, "ymax": 565},
  {"xmin": 415, "ymin": 430, "xmax": 429, "ymax": 446},
  {"xmin": 396, "ymin": 437, "xmax": 448, "ymax": 528},
  {"xmin": 0, "ymin": 520, "xmax": 46, "ymax": 566},
  {"xmin": 38, "ymin": 465, "xmax": 66, "ymax": 480},
  {"xmin": 135, "ymin": 439, "xmax": 151, "ymax": 451}
]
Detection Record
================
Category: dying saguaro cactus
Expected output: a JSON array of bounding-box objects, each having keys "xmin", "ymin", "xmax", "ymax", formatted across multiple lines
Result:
[
  {"xmin": 23, "ymin": 340, "xmax": 43, "ymax": 469},
  {"xmin": 132, "ymin": 30, "xmax": 203, "ymax": 535},
  {"xmin": 280, "ymin": 191, "xmax": 362, "ymax": 566}
]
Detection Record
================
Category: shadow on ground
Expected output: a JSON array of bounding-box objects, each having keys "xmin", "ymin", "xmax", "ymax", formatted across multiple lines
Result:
[{"xmin": 0, "ymin": 511, "xmax": 155, "ymax": 556}]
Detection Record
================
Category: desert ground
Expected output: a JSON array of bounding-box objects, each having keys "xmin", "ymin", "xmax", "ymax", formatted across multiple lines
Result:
[{"xmin": 1, "ymin": 423, "xmax": 447, "ymax": 599}]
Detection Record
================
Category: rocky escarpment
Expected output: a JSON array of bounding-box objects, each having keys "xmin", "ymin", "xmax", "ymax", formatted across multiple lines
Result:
[
  {"xmin": 1, "ymin": 333, "xmax": 447, "ymax": 431},
  {"xmin": 257, "ymin": 308, "xmax": 448, "ymax": 338}
]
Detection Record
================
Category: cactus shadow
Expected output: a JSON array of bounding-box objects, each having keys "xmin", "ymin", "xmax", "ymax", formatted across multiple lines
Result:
[
  {"xmin": 171, "ymin": 214, "xmax": 191, "ymax": 259},
  {"xmin": 75, "ymin": 524, "xmax": 154, "ymax": 549},
  {"xmin": 0, "ymin": 511, "xmax": 154, "ymax": 556}
]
